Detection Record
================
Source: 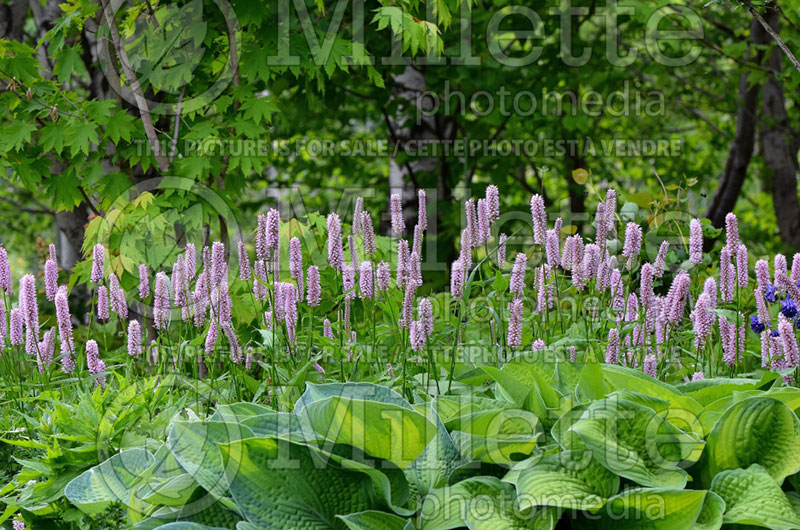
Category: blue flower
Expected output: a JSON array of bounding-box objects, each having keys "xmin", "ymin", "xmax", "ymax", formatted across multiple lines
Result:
[
  {"xmin": 765, "ymin": 283, "xmax": 778, "ymax": 303},
  {"xmin": 771, "ymin": 329, "xmax": 781, "ymax": 337},
  {"xmin": 750, "ymin": 315, "xmax": 765, "ymax": 334},
  {"xmin": 781, "ymin": 298, "xmax": 798, "ymax": 318}
]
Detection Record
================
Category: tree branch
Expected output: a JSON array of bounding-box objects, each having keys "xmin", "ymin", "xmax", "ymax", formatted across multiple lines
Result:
[
  {"xmin": 169, "ymin": 86, "xmax": 185, "ymax": 164},
  {"xmin": 740, "ymin": 0, "xmax": 800, "ymax": 75},
  {"xmin": 99, "ymin": 0, "xmax": 170, "ymax": 172}
]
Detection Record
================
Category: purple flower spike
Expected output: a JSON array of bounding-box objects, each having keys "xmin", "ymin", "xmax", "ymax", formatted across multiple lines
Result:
[
  {"xmin": 238, "ymin": 241, "xmax": 251, "ymax": 281},
  {"xmin": 689, "ymin": 218, "xmax": 703, "ymax": 266},
  {"xmin": 44, "ymin": 259, "xmax": 58, "ymax": 301},
  {"xmin": 139, "ymin": 264, "xmax": 150, "ymax": 299},
  {"xmin": 390, "ymin": 193, "xmax": 405, "ymax": 235},
  {"xmin": 90, "ymin": 244, "xmax": 105, "ymax": 283},
  {"xmin": 97, "ymin": 286, "xmax": 109, "ymax": 321},
  {"xmin": 306, "ymin": 265, "xmax": 321, "ymax": 307}
]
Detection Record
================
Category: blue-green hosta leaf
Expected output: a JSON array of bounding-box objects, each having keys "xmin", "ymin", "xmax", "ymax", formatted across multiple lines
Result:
[
  {"xmin": 711, "ymin": 464, "xmax": 800, "ymax": 528},
  {"xmin": 167, "ymin": 420, "xmax": 255, "ymax": 498},
  {"xmin": 429, "ymin": 396, "xmax": 513, "ymax": 424},
  {"xmin": 555, "ymin": 360, "xmax": 583, "ymax": 397},
  {"xmin": 551, "ymin": 404, "xmax": 589, "ymax": 451},
  {"xmin": 152, "ymin": 521, "xmax": 225, "ymax": 530},
  {"xmin": 210, "ymin": 403, "xmax": 274, "ymax": 423},
  {"xmin": 600, "ymin": 364, "xmax": 702, "ymax": 416},
  {"xmin": 137, "ymin": 472, "xmax": 199, "ymax": 507},
  {"xmin": 677, "ymin": 378, "xmax": 759, "ymax": 406},
  {"xmin": 239, "ymin": 413, "xmax": 307, "ymax": 442},
  {"xmin": 65, "ymin": 448, "xmax": 154, "ymax": 515},
  {"xmin": 298, "ymin": 395, "xmax": 436, "ymax": 469},
  {"xmin": 483, "ymin": 359, "xmax": 563, "ymax": 426},
  {"xmin": 447, "ymin": 408, "xmax": 541, "ymax": 466},
  {"xmin": 570, "ymin": 396, "xmax": 704, "ymax": 488},
  {"xmin": 337, "ymin": 510, "xmax": 409, "ymax": 530},
  {"xmin": 504, "ymin": 450, "xmax": 619, "ymax": 511},
  {"xmin": 405, "ymin": 402, "xmax": 465, "ymax": 499},
  {"xmin": 219, "ymin": 437, "xmax": 377, "ymax": 529},
  {"xmin": 333, "ymin": 455, "xmax": 412, "ymax": 517},
  {"xmin": 131, "ymin": 494, "xmax": 240, "ymax": 530},
  {"xmin": 702, "ymin": 397, "xmax": 800, "ymax": 485},
  {"xmin": 765, "ymin": 387, "xmax": 800, "ymax": 412},
  {"xmin": 693, "ymin": 491, "xmax": 725, "ymax": 530},
  {"xmin": 294, "ymin": 382, "xmax": 413, "ymax": 416},
  {"xmin": 576, "ymin": 488, "xmax": 711, "ymax": 529},
  {"xmin": 419, "ymin": 476, "xmax": 558, "ymax": 530},
  {"xmin": 608, "ymin": 390, "xmax": 671, "ymax": 414}
]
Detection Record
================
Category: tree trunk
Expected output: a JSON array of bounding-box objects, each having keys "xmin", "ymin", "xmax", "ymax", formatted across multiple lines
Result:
[
  {"xmin": 0, "ymin": 0, "xmax": 28, "ymax": 41},
  {"xmin": 760, "ymin": 2, "xmax": 800, "ymax": 249},
  {"xmin": 704, "ymin": 18, "xmax": 763, "ymax": 248}
]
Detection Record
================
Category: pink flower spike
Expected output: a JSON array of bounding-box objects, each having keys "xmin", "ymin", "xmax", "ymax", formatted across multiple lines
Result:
[
  {"xmin": 127, "ymin": 320, "xmax": 142, "ymax": 356},
  {"xmin": 327, "ymin": 213, "xmax": 345, "ymax": 272},
  {"xmin": 306, "ymin": 265, "xmax": 321, "ymax": 307},
  {"xmin": 44, "ymin": 259, "xmax": 58, "ymax": 301},
  {"xmin": 238, "ymin": 241, "xmax": 251, "ymax": 281},
  {"xmin": 139, "ymin": 264, "xmax": 150, "ymax": 299},
  {"xmin": 725, "ymin": 212, "xmax": 739, "ymax": 251},
  {"xmin": 97, "ymin": 286, "xmax": 109, "ymax": 321},
  {"xmin": 530, "ymin": 194, "xmax": 546, "ymax": 245},
  {"xmin": 450, "ymin": 260, "xmax": 464, "ymax": 300},
  {"xmin": 621, "ymin": 222, "xmax": 642, "ymax": 269},
  {"xmin": 289, "ymin": 237, "xmax": 304, "ymax": 297},
  {"xmin": 90, "ymin": 244, "xmax": 104, "ymax": 283},
  {"xmin": 605, "ymin": 328, "xmax": 620, "ymax": 364},
  {"xmin": 418, "ymin": 189, "xmax": 428, "ymax": 231},
  {"xmin": 486, "ymin": 185, "xmax": 500, "ymax": 223},
  {"xmin": 497, "ymin": 234, "xmax": 507, "ymax": 268},
  {"xmin": 359, "ymin": 261, "xmax": 374, "ymax": 299},
  {"xmin": 390, "ymin": 194, "xmax": 405, "ymax": 235},
  {"xmin": 377, "ymin": 261, "xmax": 391, "ymax": 292},
  {"xmin": 689, "ymin": 218, "xmax": 703, "ymax": 265}
]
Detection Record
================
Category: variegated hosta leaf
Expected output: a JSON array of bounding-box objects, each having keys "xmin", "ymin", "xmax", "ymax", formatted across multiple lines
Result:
[
  {"xmin": 702, "ymin": 397, "xmax": 800, "ymax": 485},
  {"xmin": 504, "ymin": 450, "xmax": 619, "ymax": 511},
  {"xmin": 711, "ymin": 464, "xmax": 800, "ymax": 528},
  {"xmin": 570, "ymin": 396, "xmax": 704, "ymax": 488},
  {"xmin": 65, "ymin": 448, "xmax": 154, "ymax": 515},
  {"xmin": 219, "ymin": 437, "xmax": 377, "ymax": 529}
]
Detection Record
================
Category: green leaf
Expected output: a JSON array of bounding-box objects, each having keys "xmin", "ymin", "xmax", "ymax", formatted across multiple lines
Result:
[
  {"xmin": 711, "ymin": 464, "xmax": 800, "ymax": 528},
  {"xmin": 64, "ymin": 448, "xmax": 155, "ymax": 515},
  {"xmin": 152, "ymin": 521, "xmax": 230, "ymax": 530},
  {"xmin": 694, "ymin": 491, "xmax": 725, "ymax": 530},
  {"xmin": 53, "ymin": 46, "xmax": 88, "ymax": 83},
  {"xmin": 297, "ymin": 395, "xmax": 436, "ymax": 469},
  {"xmin": 702, "ymin": 396, "xmax": 800, "ymax": 486},
  {"xmin": 578, "ymin": 488, "xmax": 710, "ymax": 530},
  {"xmin": 167, "ymin": 420, "xmax": 254, "ymax": 498},
  {"xmin": 337, "ymin": 510, "xmax": 408, "ymax": 530},
  {"xmin": 65, "ymin": 122, "xmax": 99, "ymax": 156},
  {"xmin": 505, "ymin": 450, "xmax": 619, "ymax": 511},
  {"xmin": 104, "ymin": 111, "xmax": 137, "ymax": 143},
  {"xmin": 419, "ymin": 476, "xmax": 557, "ymax": 530},
  {"xmin": 38, "ymin": 122, "xmax": 68, "ymax": 154},
  {"xmin": 405, "ymin": 402, "xmax": 465, "ymax": 497},
  {"xmin": 0, "ymin": 122, "xmax": 37, "ymax": 151},
  {"xmin": 446, "ymin": 408, "xmax": 541, "ymax": 466},
  {"xmin": 570, "ymin": 395, "xmax": 704, "ymax": 488},
  {"xmin": 219, "ymin": 437, "xmax": 377, "ymax": 529},
  {"xmin": 295, "ymin": 382, "xmax": 413, "ymax": 415},
  {"xmin": 599, "ymin": 364, "xmax": 702, "ymax": 417}
]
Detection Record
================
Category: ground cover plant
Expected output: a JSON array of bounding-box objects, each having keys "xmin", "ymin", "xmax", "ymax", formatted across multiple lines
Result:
[{"xmin": 1, "ymin": 187, "xmax": 800, "ymax": 529}]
